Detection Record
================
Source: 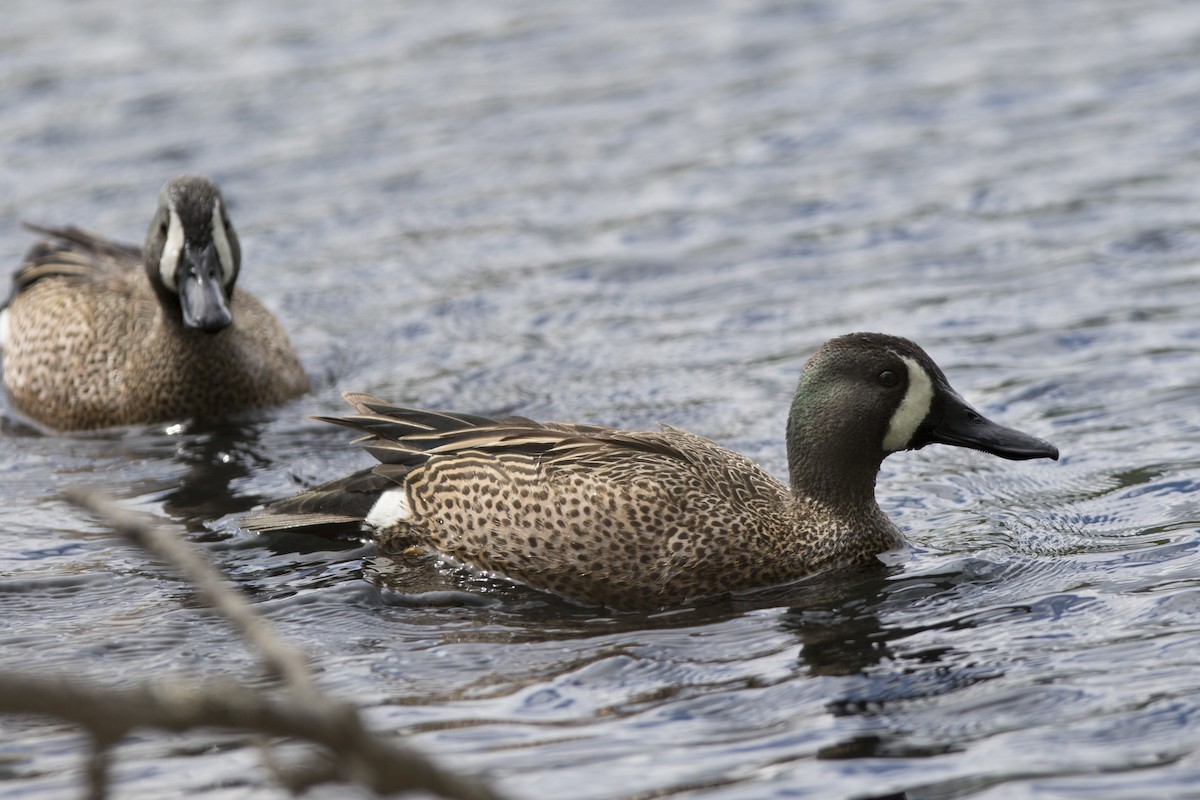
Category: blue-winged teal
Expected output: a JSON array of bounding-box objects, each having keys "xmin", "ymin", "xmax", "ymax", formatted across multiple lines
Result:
[
  {"xmin": 245, "ymin": 333, "xmax": 1058, "ymax": 609},
  {"xmin": 0, "ymin": 175, "xmax": 310, "ymax": 430}
]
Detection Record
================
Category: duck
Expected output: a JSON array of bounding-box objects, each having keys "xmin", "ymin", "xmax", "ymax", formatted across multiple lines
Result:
[
  {"xmin": 0, "ymin": 175, "xmax": 311, "ymax": 430},
  {"xmin": 244, "ymin": 333, "xmax": 1059, "ymax": 609}
]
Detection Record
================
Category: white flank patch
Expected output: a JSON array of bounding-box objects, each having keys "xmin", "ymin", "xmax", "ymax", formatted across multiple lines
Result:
[
  {"xmin": 881, "ymin": 355, "xmax": 935, "ymax": 451},
  {"xmin": 0, "ymin": 308, "xmax": 9, "ymax": 351},
  {"xmin": 210, "ymin": 198, "xmax": 235, "ymax": 286},
  {"xmin": 158, "ymin": 205, "xmax": 185, "ymax": 292},
  {"xmin": 364, "ymin": 489, "xmax": 412, "ymax": 529}
]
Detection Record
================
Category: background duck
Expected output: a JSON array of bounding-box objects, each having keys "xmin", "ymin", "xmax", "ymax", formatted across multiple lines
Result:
[
  {"xmin": 245, "ymin": 333, "xmax": 1059, "ymax": 610},
  {"xmin": 0, "ymin": 175, "xmax": 311, "ymax": 431}
]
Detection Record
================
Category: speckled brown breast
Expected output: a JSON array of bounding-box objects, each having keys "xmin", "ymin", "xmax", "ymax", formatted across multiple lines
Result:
[
  {"xmin": 373, "ymin": 426, "xmax": 902, "ymax": 608},
  {"xmin": 2, "ymin": 256, "xmax": 309, "ymax": 430}
]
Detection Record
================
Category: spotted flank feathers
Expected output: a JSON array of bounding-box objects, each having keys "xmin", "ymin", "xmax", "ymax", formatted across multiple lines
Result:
[
  {"xmin": 245, "ymin": 333, "xmax": 1059, "ymax": 609},
  {"xmin": 0, "ymin": 175, "xmax": 310, "ymax": 430}
]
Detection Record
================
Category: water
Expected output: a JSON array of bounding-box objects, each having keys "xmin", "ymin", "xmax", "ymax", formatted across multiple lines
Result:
[{"xmin": 3, "ymin": 0, "xmax": 1200, "ymax": 797}]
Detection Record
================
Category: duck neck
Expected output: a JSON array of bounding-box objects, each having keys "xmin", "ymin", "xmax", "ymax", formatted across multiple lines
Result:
[{"xmin": 785, "ymin": 393, "xmax": 885, "ymax": 511}]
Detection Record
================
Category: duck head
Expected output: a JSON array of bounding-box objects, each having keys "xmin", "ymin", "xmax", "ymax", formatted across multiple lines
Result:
[
  {"xmin": 144, "ymin": 175, "xmax": 240, "ymax": 334},
  {"xmin": 786, "ymin": 333, "xmax": 1058, "ymax": 501}
]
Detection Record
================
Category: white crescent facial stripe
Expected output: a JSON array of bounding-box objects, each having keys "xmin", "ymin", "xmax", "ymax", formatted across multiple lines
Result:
[
  {"xmin": 159, "ymin": 205, "xmax": 185, "ymax": 293},
  {"xmin": 364, "ymin": 489, "xmax": 412, "ymax": 529},
  {"xmin": 882, "ymin": 355, "xmax": 935, "ymax": 452},
  {"xmin": 210, "ymin": 198, "xmax": 236, "ymax": 287}
]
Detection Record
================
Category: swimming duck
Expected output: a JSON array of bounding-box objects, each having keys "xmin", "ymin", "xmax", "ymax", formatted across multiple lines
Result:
[
  {"xmin": 0, "ymin": 175, "xmax": 310, "ymax": 430},
  {"xmin": 245, "ymin": 333, "xmax": 1058, "ymax": 609}
]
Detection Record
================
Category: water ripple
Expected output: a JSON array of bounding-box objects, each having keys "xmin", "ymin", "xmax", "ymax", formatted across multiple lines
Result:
[{"xmin": 6, "ymin": 0, "xmax": 1200, "ymax": 798}]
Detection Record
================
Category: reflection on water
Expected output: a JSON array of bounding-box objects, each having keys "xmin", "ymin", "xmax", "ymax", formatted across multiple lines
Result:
[
  {"xmin": 5, "ymin": 0, "xmax": 1200, "ymax": 798},
  {"xmin": 156, "ymin": 419, "xmax": 277, "ymax": 524}
]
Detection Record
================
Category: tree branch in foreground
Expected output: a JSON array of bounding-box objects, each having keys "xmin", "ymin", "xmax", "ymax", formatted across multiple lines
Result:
[{"xmin": 0, "ymin": 487, "xmax": 503, "ymax": 800}]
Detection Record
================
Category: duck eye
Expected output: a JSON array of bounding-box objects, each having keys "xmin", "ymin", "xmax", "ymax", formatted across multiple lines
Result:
[{"xmin": 877, "ymin": 370, "xmax": 900, "ymax": 388}]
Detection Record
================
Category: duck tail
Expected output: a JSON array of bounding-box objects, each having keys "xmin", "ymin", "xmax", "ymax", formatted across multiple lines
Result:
[{"xmin": 241, "ymin": 465, "xmax": 407, "ymax": 540}]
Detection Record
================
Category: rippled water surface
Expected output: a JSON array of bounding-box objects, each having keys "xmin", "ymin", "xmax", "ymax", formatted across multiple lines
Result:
[{"xmin": 5, "ymin": 1, "xmax": 1200, "ymax": 797}]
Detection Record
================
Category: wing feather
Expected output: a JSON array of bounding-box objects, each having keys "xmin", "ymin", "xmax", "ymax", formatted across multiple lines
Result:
[{"xmin": 7, "ymin": 223, "xmax": 141, "ymax": 302}]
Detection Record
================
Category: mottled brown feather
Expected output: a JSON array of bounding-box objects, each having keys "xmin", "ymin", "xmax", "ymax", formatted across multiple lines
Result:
[
  {"xmin": 2, "ymin": 181, "xmax": 310, "ymax": 430},
  {"xmin": 250, "ymin": 394, "xmax": 899, "ymax": 609},
  {"xmin": 246, "ymin": 334, "xmax": 1058, "ymax": 609}
]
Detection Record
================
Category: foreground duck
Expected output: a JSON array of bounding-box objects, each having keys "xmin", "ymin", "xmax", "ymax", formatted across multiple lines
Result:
[
  {"xmin": 0, "ymin": 175, "xmax": 310, "ymax": 430},
  {"xmin": 246, "ymin": 333, "xmax": 1058, "ymax": 609}
]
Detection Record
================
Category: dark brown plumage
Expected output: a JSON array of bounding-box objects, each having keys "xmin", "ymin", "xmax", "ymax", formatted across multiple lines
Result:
[{"xmin": 1, "ymin": 175, "xmax": 310, "ymax": 430}]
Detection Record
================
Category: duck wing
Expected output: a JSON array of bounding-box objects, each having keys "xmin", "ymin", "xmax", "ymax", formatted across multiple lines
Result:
[{"xmin": 8, "ymin": 224, "xmax": 142, "ymax": 301}]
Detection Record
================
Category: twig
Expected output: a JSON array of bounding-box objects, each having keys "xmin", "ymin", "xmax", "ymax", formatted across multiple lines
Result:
[
  {"xmin": 0, "ymin": 672, "xmax": 499, "ymax": 799},
  {"xmin": 63, "ymin": 487, "xmax": 320, "ymax": 702},
  {"xmin": 34, "ymin": 486, "xmax": 506, "ymax": 800},
  {"xmin": 85, "ymin": 738, "xmax": 110, "ymax": 800}
]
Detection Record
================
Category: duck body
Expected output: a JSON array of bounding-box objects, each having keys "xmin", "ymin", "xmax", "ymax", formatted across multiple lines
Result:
[
  {"xmin": 1, "ymin": 176, "xmax": 310, "ymax": 430},
  {"xmin": 247, "ymin": 333, "xmax": 1059, "ymax": 609},
  {"xmin": 255, "ymin": 404, "xmax": 904, "ymax": 608}
]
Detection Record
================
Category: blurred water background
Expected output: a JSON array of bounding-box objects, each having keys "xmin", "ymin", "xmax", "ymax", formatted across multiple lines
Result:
[{"xmin": 4, "ymin": 1, "xmax": 1200, "ymax": 797}]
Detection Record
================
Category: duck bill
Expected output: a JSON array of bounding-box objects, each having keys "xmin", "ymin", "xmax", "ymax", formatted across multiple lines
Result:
[
  {"xmin": 178, "ymin": 242, "xmax": 233, "ymax": 333},
  {"xmin": 927, "ymin": 392, "xmax": 1059, "ymax": 461}
]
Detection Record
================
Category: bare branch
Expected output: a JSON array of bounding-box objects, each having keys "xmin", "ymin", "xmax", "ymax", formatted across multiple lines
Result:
[
  {"xmin": 0, "ymin": 672, "xmax": 501, "ymax": 799},
  {"xmin": 39, "ymin": 487, "xmax": 506, "ymax": 800},
  {"xmin": 85, "ymin": 739, "xmax": 111, "ymax": 800},
  {"xmin": 63, "ymin": 486, "xmax": 321, "ymax": 702}
]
